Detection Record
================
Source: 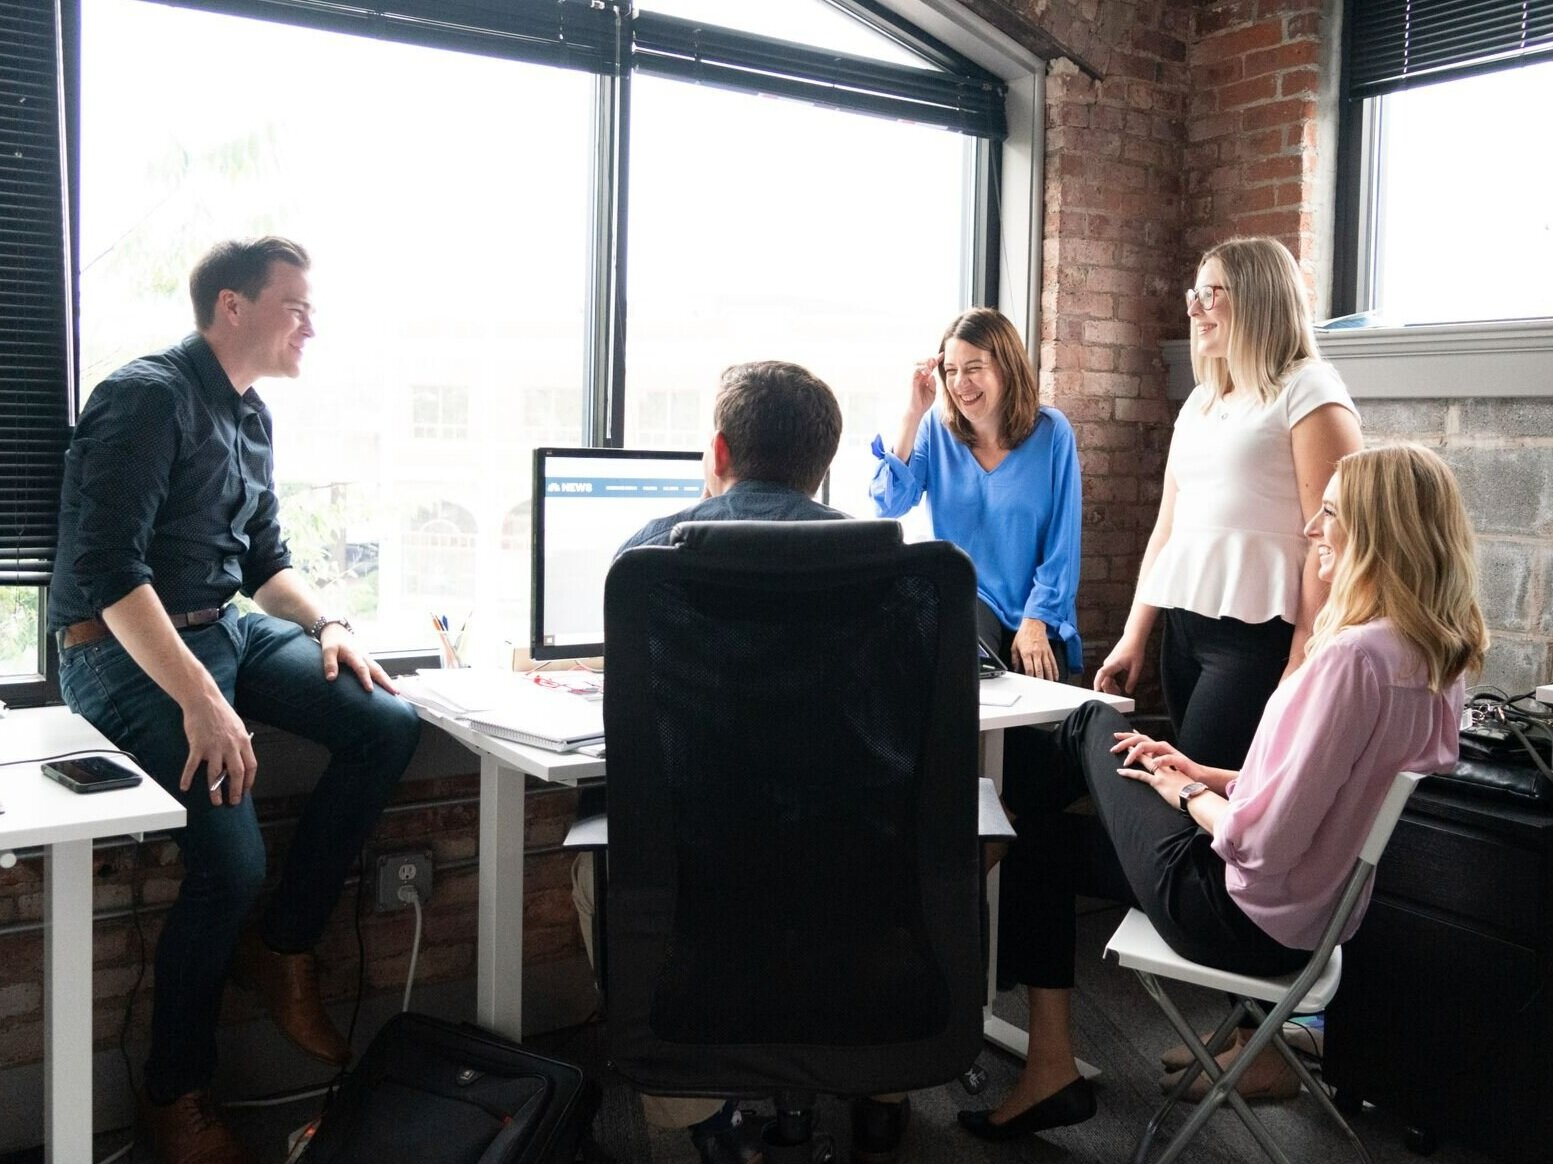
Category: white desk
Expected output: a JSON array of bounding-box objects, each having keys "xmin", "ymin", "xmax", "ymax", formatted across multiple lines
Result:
[
  {"xmin": 414, "ymin": 673, "xmax": 1129, "ymax": 1057},
  {"xmin": 408, "ymin": 706, "xmax": 604, "ymax": 1040},
  {"xmin": 975, "ymin": 674, "xmax": 1133, "ymax": 1061},
  {"xmin": 0, "ymin": 707, "xmax": 185, "ymax": 1164}
]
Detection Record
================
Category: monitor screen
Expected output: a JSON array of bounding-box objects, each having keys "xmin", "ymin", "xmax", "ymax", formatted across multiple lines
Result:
[{"xmin": 530, "ymin": 446, "xmax": 704, "ymax": 660}]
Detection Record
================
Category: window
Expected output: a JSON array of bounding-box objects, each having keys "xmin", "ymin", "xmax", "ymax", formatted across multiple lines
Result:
[
  {"xmin": 0, "ymin": 591, "xmax": 45, "ymax": 681},
  {"xmin": 1356, "ymin": 60, "xmax": 1553, "ymax": 323},
  {"xmin": 0, "ymin": 0, "xmax": 69, "ymax": 703},
  {"xmin": 403, "ymin": 502, "xmax": 479, "ymax": 601},
  {"xmin": 624, "ymin": 70, "xmax": 969, "ymax": 524},
  {"xmin": 1339, "ymin": 0, "xmax": 1553, "ymax": 323},
  {"xmin": 4, "ymin": 0, "xmax": 1038, "ymax": 678},
  {"xmin": 78, "ymin": 0, "xmax": 592, "ymax": 657},
  {"xmin": 412, "ymin": 387, "xmax": 472, "ymax": 442}
]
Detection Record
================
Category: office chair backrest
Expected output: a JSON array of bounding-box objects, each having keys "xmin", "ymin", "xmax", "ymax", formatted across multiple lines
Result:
[{"xmin": 603, "ymin": 519, "xmax": 983, "ymax": 1098}]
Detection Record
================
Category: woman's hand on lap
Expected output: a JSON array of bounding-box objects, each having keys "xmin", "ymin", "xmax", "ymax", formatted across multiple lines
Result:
[{"xmin": 1110, "ymin": 732, "xmax": 1204, "ymax": 784}]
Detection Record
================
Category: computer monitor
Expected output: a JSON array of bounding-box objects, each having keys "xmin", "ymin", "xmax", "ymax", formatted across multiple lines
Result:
[{"xmin": 530, "ymin": 446, "xmax": 704, "ymax": 660}]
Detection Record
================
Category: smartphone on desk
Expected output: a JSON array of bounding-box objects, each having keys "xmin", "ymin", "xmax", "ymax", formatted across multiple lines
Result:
[{"xmin": 42, "ymin": 755, "xmax": 143, "ymax": 793}]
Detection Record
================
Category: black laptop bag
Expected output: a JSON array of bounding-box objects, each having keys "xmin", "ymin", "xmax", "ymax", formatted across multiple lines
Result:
[{"xmin": 300, "ymin": 1012, "xmax": 597, "ymax": 1164}]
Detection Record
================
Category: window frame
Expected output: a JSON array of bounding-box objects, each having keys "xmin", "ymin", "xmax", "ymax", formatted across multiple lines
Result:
[
  {"xmin": 2, "ymin": 0, "xmax": 1048, "ymax": 696},
  {"xmin": 1334, "ymin": 0, "xmax": 1553, "ymax": 322}
]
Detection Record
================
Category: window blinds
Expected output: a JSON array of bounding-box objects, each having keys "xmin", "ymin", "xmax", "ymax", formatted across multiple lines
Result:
[
  {"xmin": 1347, "ymin": 0, "xmax": 1553, "ymax": 99},
  {"xmin": 0, "ymin": 0, "xmax": 72, "ymax": 585}
]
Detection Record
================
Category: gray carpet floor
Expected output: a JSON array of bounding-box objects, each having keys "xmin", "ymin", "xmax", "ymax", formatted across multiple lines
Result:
[
  {"xmin": 78, "ymin": 898, "xmax": 1505, "ymax": 1164},
  {"xmin": 546, "ymin": 900, "xmax": 1503, "ymax": 1164}
]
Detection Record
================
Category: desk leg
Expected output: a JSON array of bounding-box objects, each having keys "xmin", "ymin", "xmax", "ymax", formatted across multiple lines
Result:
[
  {"xmin": 477, "ymin": 755, "xmax": 526, "ymax": 1041},
  {"xmin": 980, "ymin": 728, "xmax": 1100, "ymax": 1080},
  {"xmin": 45, "ymin": 838, "xmax": 94, "ymax": 1164},
  {"xmin": 983, "ymin": 729, "xmax": 1006, "ymax": 1017}
]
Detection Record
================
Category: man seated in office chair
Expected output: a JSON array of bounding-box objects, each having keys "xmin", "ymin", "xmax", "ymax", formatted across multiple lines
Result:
[
  {"xmin": 50, "ymin": 238, "xmax": 421, "ymax": 1164},
  {"xmin": 575, "ymin": 360, "xmax": 912, "ymax": 1163}
]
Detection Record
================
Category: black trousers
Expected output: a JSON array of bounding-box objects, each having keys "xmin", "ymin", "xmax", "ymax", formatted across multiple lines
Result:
[
  {"xmin": 997, "ymin": 701, "xmax": 1304, "ymax": 989},
  {"xmin": 1161, "ymin": 608, "xmax": 1293, "ymax": 770}
]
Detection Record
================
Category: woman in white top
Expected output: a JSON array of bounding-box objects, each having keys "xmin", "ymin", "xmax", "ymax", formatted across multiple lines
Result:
[{"xmin": 1093, "ymin": 237, "xmax": 1362, "ymax": 768}]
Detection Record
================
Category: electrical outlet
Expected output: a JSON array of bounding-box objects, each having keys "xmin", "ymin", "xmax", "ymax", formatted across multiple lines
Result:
[{"xmin": 375, "ymin": 849, "xmax": 433, "ymax": 911}]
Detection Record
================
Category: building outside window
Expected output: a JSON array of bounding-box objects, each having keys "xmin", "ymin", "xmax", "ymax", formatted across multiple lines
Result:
[{"xmin": 412, "ymin": 386, "xmax": 472, "ymax": 443}]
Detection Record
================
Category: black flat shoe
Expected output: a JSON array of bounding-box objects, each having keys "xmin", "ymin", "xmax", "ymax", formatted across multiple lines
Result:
[{"xmin": 957, "ymin": 1076, "xmax": 1097, "ymax": 1142}]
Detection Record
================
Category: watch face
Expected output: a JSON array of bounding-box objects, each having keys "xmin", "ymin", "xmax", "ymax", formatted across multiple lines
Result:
[{"xmin": 1178, "ymin": 782, "xmax": 1209, "ymax": 813}]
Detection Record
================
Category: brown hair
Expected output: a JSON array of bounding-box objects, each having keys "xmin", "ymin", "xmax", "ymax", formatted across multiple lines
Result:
[
  {"xmin": 714, "ymin": 361, "xmax": 842, "ymax": 495},
  {"xmin": 190, "ymin": 236, "xmax": 310, "ymax": 329},
  {"xmin": 938, "ymin": 308, "xmax": 1040, "ymax": 448}
]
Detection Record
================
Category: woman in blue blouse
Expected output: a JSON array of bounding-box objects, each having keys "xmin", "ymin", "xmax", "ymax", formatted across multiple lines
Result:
[{"xmin": 870, "ymin": 307, "xmax": 1082, "ymax": 679}]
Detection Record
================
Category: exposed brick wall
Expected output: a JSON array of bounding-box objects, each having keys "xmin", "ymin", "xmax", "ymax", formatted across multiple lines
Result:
[
  {"xmin": 0, "ymin": 771, "xmax": 583, "ymax": 1067},
  {"xmin": 1037, "ymin": 11, "xmax": 1189, "ymax": 682},
  {"xmin": 1182, "ymin": 1, "xmax": 1326, "ymax": 253}
]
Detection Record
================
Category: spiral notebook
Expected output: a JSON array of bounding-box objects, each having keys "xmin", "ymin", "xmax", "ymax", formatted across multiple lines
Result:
[{"xmin": 462, "ymin": 683, "xmax": 605, "ymax": 753}]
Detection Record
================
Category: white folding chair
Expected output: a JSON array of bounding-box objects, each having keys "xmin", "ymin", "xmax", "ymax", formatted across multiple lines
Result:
[{"xmin": 1103, "ymin": 770, "xmax": 1427, "ymax": 1164}]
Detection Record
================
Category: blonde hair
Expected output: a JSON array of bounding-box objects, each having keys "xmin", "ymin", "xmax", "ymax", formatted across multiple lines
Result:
[
  {"xmin": 1191, "ymin": 237, "xmax": 1323, "ymax": 408},
  {"xmin": 1308, "ymin": 444, "xmax": 1488, "ymax": 691},
  {"xmin": 937, "ymin": 308, "xmax": 1041, "ymax": 449}
]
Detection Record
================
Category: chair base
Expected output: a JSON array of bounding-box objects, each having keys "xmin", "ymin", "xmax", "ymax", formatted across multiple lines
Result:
[
  {"xmin": 1129, "ymin": 973, "xmax": 1371, "ymax": 1164},
  {"xmin": 762, "ymin": 1098, "xmax": 837, "ymax": 1164}
]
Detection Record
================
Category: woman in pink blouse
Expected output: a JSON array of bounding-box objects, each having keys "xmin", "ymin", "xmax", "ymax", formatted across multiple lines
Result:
[{"xmin": 959, "ymin": 444, "xmax": 1488, "ymax": 1143}]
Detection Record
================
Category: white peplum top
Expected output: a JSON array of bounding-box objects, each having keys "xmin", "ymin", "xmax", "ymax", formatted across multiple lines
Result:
[{"xmin": 1138, "ymin": 360, "xmax": 1358, "ymax": 625}]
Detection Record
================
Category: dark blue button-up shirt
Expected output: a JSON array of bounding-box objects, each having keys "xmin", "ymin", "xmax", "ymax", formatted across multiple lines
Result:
[{"xmin": 49, "ymin": 334, "xmax": 292, "ymax": 629}]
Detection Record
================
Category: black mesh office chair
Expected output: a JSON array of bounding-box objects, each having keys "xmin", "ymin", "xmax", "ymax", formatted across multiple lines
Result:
[{"xmin": 601, "ymin": 519, "xmax": 984, "ymax": 1162}]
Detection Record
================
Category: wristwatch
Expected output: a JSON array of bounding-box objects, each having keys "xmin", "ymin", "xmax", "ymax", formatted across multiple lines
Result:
[
  {"xmin": 307, "ymin": 614, "xmax": 354, "ymax": 641},
  {"xmin": 1177, "ymin": 781, "xmax": 1210, "ymax": 816}
]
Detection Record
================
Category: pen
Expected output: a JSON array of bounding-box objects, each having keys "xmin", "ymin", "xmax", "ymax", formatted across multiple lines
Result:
[
  {"xmin": 209, "ymin": 732, "xmax": 254, "ymax": 793},
  {"xmin": 431, "ymin": 614, "xmax": 460, "ymax": 667}
]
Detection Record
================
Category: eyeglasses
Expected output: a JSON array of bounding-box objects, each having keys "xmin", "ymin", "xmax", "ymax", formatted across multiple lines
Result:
[{"xmin": 1186, "ymin": 284, "xmax": 1227, "ymax": 310}]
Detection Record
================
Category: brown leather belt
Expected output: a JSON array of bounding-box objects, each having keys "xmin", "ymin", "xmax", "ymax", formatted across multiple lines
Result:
[{"xmin": 59, "ymin": 605, "xmax": 227, "ymax": 650}]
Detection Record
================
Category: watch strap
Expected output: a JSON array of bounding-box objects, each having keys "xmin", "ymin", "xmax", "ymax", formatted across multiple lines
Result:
[
  {"xmin": 1177, "ymin": 781, "xmax": 1209, "ymax": 815},
  {"xmin": 308, "ymin": 614, "xmax": 353, "ymax": 640}
]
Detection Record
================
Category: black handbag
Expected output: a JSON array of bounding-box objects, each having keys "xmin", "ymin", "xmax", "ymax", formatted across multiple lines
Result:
[
  {"xmin": 299, "ymin": 1013, "xmax": 602, "ymax": 1164},
  {"xmin": 1426, "ymin": 689, "xmax": 1553, "ymax": 809}
]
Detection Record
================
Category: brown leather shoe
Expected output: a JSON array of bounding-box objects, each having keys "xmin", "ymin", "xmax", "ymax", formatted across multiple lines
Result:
[
  {"xmin": 232, "ymin": 928, "xmax": 353, "ymax": 1066},
  {"xmin": 140, "ymin": 1091, "xmax": 259, "ymax": 1164}
]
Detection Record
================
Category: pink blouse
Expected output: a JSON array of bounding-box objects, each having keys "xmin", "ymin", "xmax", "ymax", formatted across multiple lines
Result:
[{"xmin": 1212, "ymin": 619, "xmax": 1463, "ymax": 949}]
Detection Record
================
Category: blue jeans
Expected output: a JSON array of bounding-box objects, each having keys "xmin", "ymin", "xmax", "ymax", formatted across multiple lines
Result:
[{"xmin": 59, "ymin": 608, "xmax": 421, "ymax": 1101}]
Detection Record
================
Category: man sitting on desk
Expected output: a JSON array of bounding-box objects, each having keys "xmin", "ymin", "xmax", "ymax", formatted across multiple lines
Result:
[
  {"xmin": 582, "ymin": 361, "xmax": 906, "ymax": 1162},
  {"xmin": 50, "ymin": 237, "xmax": 421, "ymax": 1164}
]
